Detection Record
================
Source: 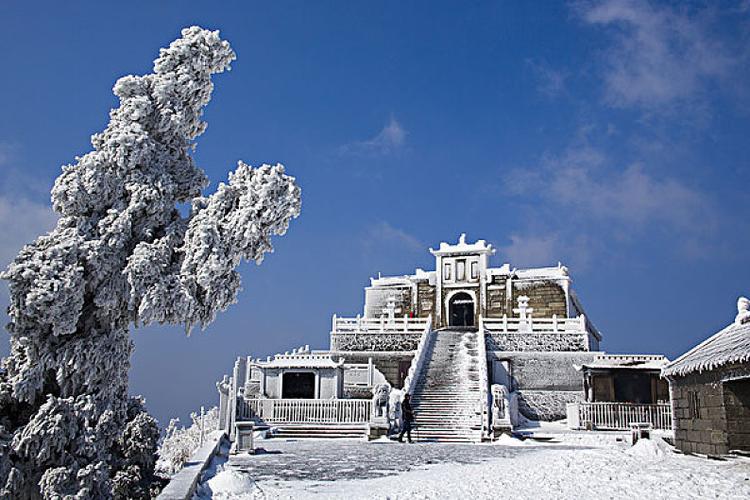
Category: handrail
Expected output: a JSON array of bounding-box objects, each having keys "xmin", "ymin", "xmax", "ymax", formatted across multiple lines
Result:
[
  {"xmin": 239, "ymin": 398, "xmax": 372, "ymax": 424},
  {"xmin": 401, "ymin": 315, "xmax": 433, "ymax": 396},
  {"xmin": 482, "ymin": 314, "xmax": 589, "ymax": 334},
  {"xmin": 332, "ymin": 314, "xmax": 431, "ymax": 334},
  {"xmin": 477, "ymin": 316, "xmax": 491, "ymax": 439},
  {"xmin": 573, "ymin": 402, "xmax": 672, "ymax": 431}
]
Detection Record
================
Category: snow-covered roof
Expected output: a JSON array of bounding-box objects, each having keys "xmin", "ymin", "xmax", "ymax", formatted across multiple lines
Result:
[
  {"xmin": 577, "ymin": 354, "xmax": 668, "ymax": 372},
  {"xmin": 252, "ymin": 352, "xmax": 345, "ymax": 369},
  {"xmin": 249, "ymin": 346, "xmax": 345, "ymax": 369},
  {"xmin": 429, "ymin": 233, "xmax": 495, "ymax": 256},
  {"xmin": 512, "ymin": 263, "xmax": 569, "ymax": 281},
  {"xmin": 663, "ymin": 316, "xmax": 750, "ymax": 378},
  {"xmin": 486, "ymin": 263, "xmax": 512, "ymax": 276},
  {"xmin": 369, "ymin": 275, "xmax": 413, "ymax": 287}
]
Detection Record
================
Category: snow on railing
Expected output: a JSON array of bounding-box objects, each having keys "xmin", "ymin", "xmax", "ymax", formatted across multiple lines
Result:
[
  {"xmin": 569, "ymin": 402, "xmax": 672, "ymax": 431},
  {"xmin": 477, "ymin": 316, "xmax": 491, "ymax": 439},
  {"xmin": 238, "ymin": 398, "xmax": 372, "ymax": 424},
  {"xmin": 401, "ymin": 315, "xmax": 434, "ymax": 397},
  {"xmin": 331, "ymin": 314, "xmax": 431, "ymax": 334},
  {"xmin": 482, "ymin": 314, "xmax": 591, "ymax": 334}
]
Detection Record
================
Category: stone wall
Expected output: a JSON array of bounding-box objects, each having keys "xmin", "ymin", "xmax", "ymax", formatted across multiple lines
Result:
[
  {"xmin": 486, "ymin": 285, "xmax": 507, "ymax": 317},
  {"xmin": 670, "ymin": 363, "xmax": 750, "ymax": 455},
  {"xmin": 334, "ymin": 352, "xmax": 414, "ymax": 389},
  {"xmin": 487, "ymin": 333, "xmax": 588, "ymax": 352},
  {"xmin": 364, "ymin": 285, "xmax": 413, "ymax": 318},
  {"xmin": 516, "ymin": 390, "xmax": 583, "ymax": 421},
  {"xmin": 416, "ymin": 282, "xmax": 435, "ymax": 319},
  {"xmin": 488, "ymin": 351, "xmax": 596, "ymax": 420},
  {"xmin": 512, "ymin": 280, "xmax": 567, "ymax": 318},
  {"xmin": 330, "ymin": 333, "xmax": 421, "ymax": 351}
]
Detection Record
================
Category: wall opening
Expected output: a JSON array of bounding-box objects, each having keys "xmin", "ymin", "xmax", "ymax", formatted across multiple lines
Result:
[
  {"xmin": 449, "ymin": 292, "xmax": 475, "ymax": 327},
  {"xmin": 282, "ymin": 372, "xmax": 316, "ymax": 399},
  {"xmin": 724, "ymin": 378, "xmax": 750, "ymax": 452}
]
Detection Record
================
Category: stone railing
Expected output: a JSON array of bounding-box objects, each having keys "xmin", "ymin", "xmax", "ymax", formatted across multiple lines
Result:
[
  {"xmin": 238, "ymin": 398, "xmax": 372, "ymax": 424},
  {"xmin": 482, "ymin": 314, "xmax": 588, "ymax": 333},
  {"xmin": 482, "ymin": 314, "xmax": 594, "ymax": 352},
  {"xmin": 476, "ymin": 317, "xmax": 491, "ymax": 439},
  {"xmin": 401, "ymin": 316, "xmax": 434, "ymax": 397},
  {"xmin": 567, "ymin": 402, "xmax": 672, "ymax": 431},
  {"xmin": 330, "ymin": 315, "xmax": 432, "ymax": 351},
  {"xmin": 332, "ymin": 315, "xmax": 431, "ymax": 333}
]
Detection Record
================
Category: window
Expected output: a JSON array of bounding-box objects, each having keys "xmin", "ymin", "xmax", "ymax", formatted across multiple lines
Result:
[
  {"xmin": 457, "ymin": 260, "xmax": 466, "ymax": 281},
  {"xmin": 470, "ymin": 261, "xmax": 478, "ymax": 280},
  {"xmin": 444, "ymin": 262, "xmax": 452, "ymax": 280},
  {"xmin": 688, "ymin": 391, "xmax": 700, "ymax": 419}
]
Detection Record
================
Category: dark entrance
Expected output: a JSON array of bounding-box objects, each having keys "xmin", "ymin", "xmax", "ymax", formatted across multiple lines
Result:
[
  {"xmin": 398, "ymin": 360, "xmax": 411, "ymax": 389},
  {"xmin": 724, "ymin": 378, "xmax": 750, "ymax": 452},
  {"xmin": 449, "ymin": 292, "xmax": 475, "ymax": 327},
  {"xmin": 282, "ymin": 372, "xmax": 315, "ymax": 399}
]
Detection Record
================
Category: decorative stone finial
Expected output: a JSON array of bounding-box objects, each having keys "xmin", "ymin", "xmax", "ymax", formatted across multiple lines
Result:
[
  {"xmin": 381, "ymin": 294, "xmax": 401, "ymax": 322},
  {"xmin": 459, "ymin": 233, "xmax": 466, "ymax": 245},
  {"xmin": 736, "ymin": 296, "xmax": 750, "ymax": 324}
]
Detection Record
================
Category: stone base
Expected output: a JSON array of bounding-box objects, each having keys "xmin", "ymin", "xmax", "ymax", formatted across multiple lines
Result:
[
  {"xmin": 492, "ymin": 420, "xmax": 513, "ymax": 440},
  {"xmin": 368, "ymin": 421, "xmax": 390, "ymax": 440}
]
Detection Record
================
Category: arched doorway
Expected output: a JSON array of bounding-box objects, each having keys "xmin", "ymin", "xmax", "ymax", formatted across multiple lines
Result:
[
  {"xmin": 282, "ymin": 372, "xmax": 316, "ymax": 399},
  {"xmin": 449, "ymin": 292, "xmax": 475, "ymax": 327}
]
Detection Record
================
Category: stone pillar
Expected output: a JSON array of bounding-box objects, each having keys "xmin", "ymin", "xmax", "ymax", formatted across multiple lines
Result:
[{"xmin": 216, "ymin": 375, "xmax": 231, "ymax": 431}]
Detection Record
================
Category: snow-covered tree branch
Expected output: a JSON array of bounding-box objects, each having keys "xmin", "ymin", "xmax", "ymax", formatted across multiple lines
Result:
[{"xmin": 0, "ymin": 26, "xmax": 300, "ymax": 499}]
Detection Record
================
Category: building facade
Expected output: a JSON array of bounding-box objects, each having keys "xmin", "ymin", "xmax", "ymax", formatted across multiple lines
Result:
[
  {"xmin": 663, "ymin": 298, "xmax": 750, "ymax": 455},
  {"xmin": 219, "ymin": 235, "xmax": 669, "ymax": 440}
]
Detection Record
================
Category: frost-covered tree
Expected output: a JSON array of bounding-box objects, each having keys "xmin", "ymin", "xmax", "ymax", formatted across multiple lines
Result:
[
  {"xmin": 0, "ymin": 26, "xmax": 301, "ymax": 499},
  {"xmin": 155, "ymin": 407, "xmax": 220, "ymax": 477}
]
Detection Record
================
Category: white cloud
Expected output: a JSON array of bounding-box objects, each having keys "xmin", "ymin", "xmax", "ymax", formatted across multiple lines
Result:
[
  {"xmin": 499, "ymin": 233, "xmax": 561, "ymax": 267},
  {"xmin": 577, "ymin": 0, "xmax": 735, "ymax": 110},
  {"xmin": 339, "ymin": 116, "xmax": 407, "ymax": 156},
  {"xmin": 0, "ymin": 195, "xmax": 57, "ymax": 268},
  {"xmin": 0, "ymin": 145, "xmax": 58, "ymax": 269},
  {"xmin": 363, "ymin": 221, "xmax": 422, "ymax": 252},
  {"xmin": 498, "ymin": 232, "xmax": 594, "ymax": 272},
  {"xmin": 526, "ymin": 59, "xmax": 568, "ymax": 98},
  {"xmin": 501, "ymin": 139, "xmax": 718, "ymax": 265}
]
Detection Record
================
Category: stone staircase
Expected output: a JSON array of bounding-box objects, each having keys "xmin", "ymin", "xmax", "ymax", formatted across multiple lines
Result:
[
  {"xmin": 269, "ymin": 423, "xmax": 369, "ymax": 440},
  {"xmin": 410, "ymin": 329, "xmax": 486, "ymax": 443}
]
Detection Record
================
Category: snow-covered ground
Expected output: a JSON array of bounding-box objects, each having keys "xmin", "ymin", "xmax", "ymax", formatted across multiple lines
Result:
[{"xmin": 195, "ymin": 428, "xmax": 750, "ymax": 499}]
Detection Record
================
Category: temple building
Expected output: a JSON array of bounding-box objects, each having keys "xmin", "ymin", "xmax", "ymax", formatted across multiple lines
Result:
[{"xmin": 218, "ymin": 235, "xmax": 671, "ymax": 442}]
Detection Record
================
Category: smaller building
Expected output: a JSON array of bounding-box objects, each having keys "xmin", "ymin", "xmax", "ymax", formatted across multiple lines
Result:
[
  {"xmin": 567, "ymin": 354, "xmax": 672, "ymax": 431},
  {"xmin": 577, "ymin": 354, "xmax": 669, "ymax": 404},
  {"xmin": 663, "ymin": 297, "xmax": 750, "ymax": 455}
]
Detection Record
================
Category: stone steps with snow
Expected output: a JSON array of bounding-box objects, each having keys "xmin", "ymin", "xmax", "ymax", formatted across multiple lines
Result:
[
  {"xmin": 409, "ymin": 329, "xmax": 486, "ymax": 443},
  {"xmin": 269, "ymin": 423, "xmax": 368, "ymax": 440}
]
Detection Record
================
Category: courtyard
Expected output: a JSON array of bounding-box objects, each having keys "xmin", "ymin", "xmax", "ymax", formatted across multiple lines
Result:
[{"xmin": 195, "ymin": 431, "xmax": 750, "ymax": 499}]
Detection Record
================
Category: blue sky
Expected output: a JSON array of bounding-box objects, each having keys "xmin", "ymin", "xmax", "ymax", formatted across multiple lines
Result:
[{"xmin": 1, "ymin": 1, "xmax": 750, "ymax": 426}]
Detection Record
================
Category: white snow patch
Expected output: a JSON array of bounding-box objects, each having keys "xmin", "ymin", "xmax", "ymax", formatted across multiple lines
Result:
[
  {"xmin": 494, "ymin": 433, "xmax": 527, "ymax": 447},
  {"xmin": 207, "ymin": 469, "xmax": 257, "ymax": 497}
]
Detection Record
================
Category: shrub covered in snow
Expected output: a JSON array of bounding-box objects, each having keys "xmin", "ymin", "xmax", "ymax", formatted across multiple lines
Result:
[
  {"xmin": 0, "ymin": 26, "xmax": 300, "ymax": 499},
  {"xmin": 156, "ymin": 407, "xmax": 220, "ymax": 477}
]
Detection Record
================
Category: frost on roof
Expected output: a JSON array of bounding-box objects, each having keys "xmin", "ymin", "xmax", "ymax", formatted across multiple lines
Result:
[{"xmin": 663, "ymin": 297, "xmax": 750, "ymax": 378}]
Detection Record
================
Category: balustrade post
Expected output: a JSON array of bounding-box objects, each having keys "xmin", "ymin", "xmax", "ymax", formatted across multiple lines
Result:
[
  {"xmin": 356, "ymin": 314, "xmax": 361, "ymax": 331},
  {"xmin": 552, "ymin": 314, "xmax": 558, "ymax": 332},
  {"xmin": 403, "ymin": 314, "xmax": 408, "ymax": 332},
  {"xmin": 332, "ymin": 314, "xmax": 337, "ymax": 332},
  {"xmin": 502, "ymin": 314, "xmax": 508, "ymax": 332},
  {"xmin": 380, "ymin": 316, "xmax": 384, "ymax": 333}
]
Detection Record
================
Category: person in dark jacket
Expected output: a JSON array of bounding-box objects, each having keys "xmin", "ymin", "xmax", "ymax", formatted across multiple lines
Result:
[{"xmin": 398, "ymin": 394, "xmax": 415, "ymax": 443}]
